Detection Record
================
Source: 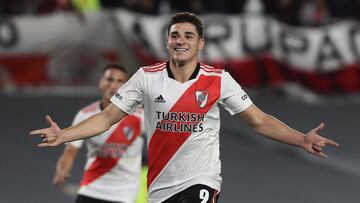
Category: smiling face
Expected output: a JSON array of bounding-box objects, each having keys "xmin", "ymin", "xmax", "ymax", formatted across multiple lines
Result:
[
  {"xmin": 99, "ymin": 68, "xmax": 128, "ymax": 101},
  {"xmin": 166, "ymin": 22, "xmax": 205, "ymax": 65}
]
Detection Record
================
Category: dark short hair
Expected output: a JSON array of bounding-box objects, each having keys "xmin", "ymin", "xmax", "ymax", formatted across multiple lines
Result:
[
  {"xmin": 103, "ymin": 64, "xmax": 128, "ymax": 75},
  {"xmin": 167, "ymin": 12, "xmax": 204, "ymax": 38}
]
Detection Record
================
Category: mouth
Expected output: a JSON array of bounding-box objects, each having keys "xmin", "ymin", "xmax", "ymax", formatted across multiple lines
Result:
[{"xmin": 174, "ymin": 48, "xmax": 189, "ymax": 53}]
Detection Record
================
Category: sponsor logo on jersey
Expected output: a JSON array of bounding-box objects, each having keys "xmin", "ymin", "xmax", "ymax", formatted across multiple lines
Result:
[
  {"xmin": 195, "ymin": 90, "xmax": 208, "ymax": 108},
  {"xmin": 241, "ymin": 94, "xmax": 248, "ymax": 100},
  {"xmin": 115, "ymin": 93, "xmax": 123, "ymax": 100},
  {"xmin": 155, "ymin": 111, "xmax": 204, "ymax": 132},
  {"xmin": 95, "ymin": 143, "xmax": 127, "ymax": 158},
  {"xmin": 154, "ymin": 95, "xmax": 166, "ymax": 103}
]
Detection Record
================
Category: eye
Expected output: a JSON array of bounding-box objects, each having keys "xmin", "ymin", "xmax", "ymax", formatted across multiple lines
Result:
[{"xmin": 185, "ymin": 35, "xmax": 194, "ymax": 39}]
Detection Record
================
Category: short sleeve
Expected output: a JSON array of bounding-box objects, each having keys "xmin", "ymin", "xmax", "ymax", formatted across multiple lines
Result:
[
  {"xmin": 110, "ymin": 69, "xmax": 145, "ymax": 115},
  {"xmin": 219, "ymin": 71, "xmax": 253, "ymax": 115},
  {"xmin": 67, "ymin": 110, "xmax": 84, "ymax": 148}
]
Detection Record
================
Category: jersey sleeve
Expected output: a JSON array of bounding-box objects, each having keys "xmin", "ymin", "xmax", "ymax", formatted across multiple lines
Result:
[
  {"xmin": 66, "ymin": 110, "xmax": 85, "ymax": 148},
  {"xmin": 219, "ymin": 71, "xmax": 253, "ymax": 115},
  {"xmin": 110, "ymin": 69, "xmax": 145, "ymax": 115}
]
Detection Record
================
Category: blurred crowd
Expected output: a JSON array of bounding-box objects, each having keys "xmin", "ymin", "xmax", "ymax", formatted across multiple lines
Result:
[{"xmin": 1, "ymin": 0, "xmax": 360, "ymax": 26}]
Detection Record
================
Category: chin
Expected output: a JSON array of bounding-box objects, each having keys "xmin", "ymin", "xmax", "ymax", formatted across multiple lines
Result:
[{"xmin": 173, "ymin": 56, "xmax": 188, "ymax": 62}]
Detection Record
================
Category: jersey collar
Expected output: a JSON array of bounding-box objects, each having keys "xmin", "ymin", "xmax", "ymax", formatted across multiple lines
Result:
[{"xmin": 166, "ymin": 61, "xmax": 200, "ymax": 81}]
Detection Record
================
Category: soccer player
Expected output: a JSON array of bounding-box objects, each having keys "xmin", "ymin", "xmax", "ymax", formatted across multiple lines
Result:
[
  {"xmin": 31, "ymin": 12, "xmax": 339, "ymax": 203},
  {"xmin": 52, "ymin": 64, "xmax": 145, "ymax": 203}
]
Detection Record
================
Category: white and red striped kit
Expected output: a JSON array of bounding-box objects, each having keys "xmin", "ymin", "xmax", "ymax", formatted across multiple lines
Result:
[
  {"xmin": 69, "ymin": 101, "xmax": 144, "ymax": 203},
  {"xmin": 110, "ymin": 62, "xmax": 253, "ymax": 203}
]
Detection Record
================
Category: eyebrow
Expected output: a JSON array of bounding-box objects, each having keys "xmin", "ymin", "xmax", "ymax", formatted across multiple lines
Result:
[
  {"xmin": 169, "ymin": 31, "xmax": 196, "ymax": 36},
  {"xmin": 184, "ymin": 31, "xmax": 195, "ymax": 36}
]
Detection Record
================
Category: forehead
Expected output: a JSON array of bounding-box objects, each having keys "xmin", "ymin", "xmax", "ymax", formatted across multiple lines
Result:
[
  {"xmin": 103, "ymin": 68, "xmax": 127, "ymax": 78},
  {"xmin": 169, "ymin": 22, "xmax": 198, "ymax": 35}
]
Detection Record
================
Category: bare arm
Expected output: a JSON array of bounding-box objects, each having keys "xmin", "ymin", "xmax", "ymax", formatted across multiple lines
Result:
[
  {"xmin": 30, "ymin": 104, "xmax": 127, "ymax": 147},
  {"xmin": 53, "ymin": 144, "xmax": 79, "ymax": 187},
  {"xmin": 238, "ymin": 104, "xmax": 339, "ymax": 158}
]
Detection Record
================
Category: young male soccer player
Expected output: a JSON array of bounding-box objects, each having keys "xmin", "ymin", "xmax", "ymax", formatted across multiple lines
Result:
[
  {"xmin": 31, "ymin": 12, "xmax": 339, "ymax": 203},
  {"xmin": 52, "ymin": 64, "xmax": 144, "ymax": 203}
]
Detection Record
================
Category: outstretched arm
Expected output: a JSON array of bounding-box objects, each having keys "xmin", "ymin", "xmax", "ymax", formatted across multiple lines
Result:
[
  {"xmin": 238, "ymin": 104, "xmax": 339, "ymax": 158},
  {"xmin": 30, "ymin": 104, "xmax": 127, "ymax": 147},
  {"xmin": 53, "ymin": 144, "xmax": 79, "ymax": 187}
]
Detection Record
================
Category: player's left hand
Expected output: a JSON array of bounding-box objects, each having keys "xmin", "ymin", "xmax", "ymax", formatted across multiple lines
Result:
[{"xmin": 303, "ymin": 123, "xmax": 339, "ymax": 158}]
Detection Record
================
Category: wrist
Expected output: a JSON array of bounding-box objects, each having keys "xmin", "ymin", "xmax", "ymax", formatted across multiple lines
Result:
[
  {"xmin": 300, "ymin": 134, "xmax": 309, "ymax": 150},
  {"xmin": 59, "ymin": 130, "xmax": 67, "ymax": 143}
]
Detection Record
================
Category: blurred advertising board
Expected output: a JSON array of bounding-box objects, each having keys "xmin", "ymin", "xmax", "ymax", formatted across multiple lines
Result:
[{"xmin": 1, "ymin": 10, "xmax": 360, "ymax": 93}]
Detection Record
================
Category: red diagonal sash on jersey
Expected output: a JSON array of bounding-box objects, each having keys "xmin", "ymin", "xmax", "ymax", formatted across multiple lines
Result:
[
  {"xmin": 81, "ymin": 115, "xmax": 141, "ymax": 186},
  {"xmin": 147, "ymin": 75, "xmax": 221, "ymax": 188}
]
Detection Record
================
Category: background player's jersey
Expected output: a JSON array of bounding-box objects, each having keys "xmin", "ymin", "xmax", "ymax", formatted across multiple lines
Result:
[
  {"xmin": 69, "ymin": 101, "xmax": 144, "ymax": 203},
  {"xmin": 111, "ymin": 62, "xmax": 252, "ymax": 203}
]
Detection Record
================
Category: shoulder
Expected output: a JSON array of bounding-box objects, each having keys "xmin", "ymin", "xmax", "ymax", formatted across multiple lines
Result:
[
  {"xmin": 142, "ymin": 62, "xmax": 167, "ymax": 73},
  {"xmin": 199, "ymin": 63, "xmax": 224, "ymax": 75},
  {"xmin": 79, "ymin": 101, "xmax": 100, "ymax": 114},
  {"xmin": 72, "ymin": 101, "xmax": 100, "ymax": 124}
]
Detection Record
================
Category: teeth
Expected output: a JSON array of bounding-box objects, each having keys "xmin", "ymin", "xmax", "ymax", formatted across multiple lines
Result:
[{"xmin": 175, "ymin": 48, "xmax": 187, "ymax": 52}]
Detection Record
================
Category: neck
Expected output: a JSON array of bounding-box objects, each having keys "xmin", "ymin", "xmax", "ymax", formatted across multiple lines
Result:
[
  {"xmin": 169, "ymin": 59, "xmax": 198, "ymax": 83},
  {"xmin": 101, "ymin": 98, "xmax": 110, "ymax": 110}
]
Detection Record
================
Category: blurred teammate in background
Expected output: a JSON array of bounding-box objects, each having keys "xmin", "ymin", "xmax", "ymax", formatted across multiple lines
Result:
[
  {"xmin": 52, "ymin": 64, "xmax": 146, "ymax": 203},
  {"xmin": 32, "ymin": 12, "xmax": 339, "ymax": 203}
]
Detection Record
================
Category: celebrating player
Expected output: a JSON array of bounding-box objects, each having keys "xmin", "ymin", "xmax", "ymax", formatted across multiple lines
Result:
[
  {"xmin": 31, "ymin": 12, "xmax": 339, "ymax": 203},
  {"xmin": 52, "ymin": 64, "xmax": 145, "ymax": 203}
]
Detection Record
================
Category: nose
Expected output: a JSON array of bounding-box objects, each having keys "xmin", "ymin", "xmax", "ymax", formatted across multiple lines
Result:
[
  {"xmin": 113, "ymin": 81, "xmax": 125, "ymax": 90},
  {"xmin": 109, "ymin": 81, "xmax": 118, "ymax": 89},
  {"xmin": 177, "ymin": 36, "xmax": 185, "ymax": 44}
]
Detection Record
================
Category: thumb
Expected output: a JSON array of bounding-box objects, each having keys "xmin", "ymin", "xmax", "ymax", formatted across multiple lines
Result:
[
  {"xmin": 46, "ymin": 115, "xmax": 53, "ymax": 124},
  {"xmin": 315, "ymin": 123, "xmax": 325, "ymax": 133},
  {"xmin": 46, "ymin": 115, "xmax": 59, "ymax": 128}
]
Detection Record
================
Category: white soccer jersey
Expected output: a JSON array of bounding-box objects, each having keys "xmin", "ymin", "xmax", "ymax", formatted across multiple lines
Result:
[
  {"xmin": 110, "ymin": 62, "xmax": 252, "ymax": 203},
  {"xmin": 69, "ymin": 101, "xmax": 144, "ymax": 203}
]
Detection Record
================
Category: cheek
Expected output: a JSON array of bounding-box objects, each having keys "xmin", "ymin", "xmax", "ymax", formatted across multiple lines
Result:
[
  {"xmin": 116, "ymin": 83, "xmax": 124, "ymax": 89},
  {"xmin": 166, "ymin": 42, "xmax": 172, "ymax": 50},
  {"xmin": 102, "ymin": 83, "xmax": 112, "ymax": 91}
]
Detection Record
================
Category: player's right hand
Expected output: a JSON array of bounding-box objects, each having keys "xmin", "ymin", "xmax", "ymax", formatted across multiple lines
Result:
[
  {"xmin": 53, "ymin": 170, "xmax": 70, "ymax": 187},
  {"xmin": 30, "ymin": 115, "xmax": 64, "ymax": 147}
]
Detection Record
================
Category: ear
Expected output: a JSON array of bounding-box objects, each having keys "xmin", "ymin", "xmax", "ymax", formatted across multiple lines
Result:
[
  {"xmin": 166, "ymin": 36, "xmax": 170, "ymax": 51},
  {"xmin": 198, "ymin": 38, "xmax": 205, "ymax": 51}
]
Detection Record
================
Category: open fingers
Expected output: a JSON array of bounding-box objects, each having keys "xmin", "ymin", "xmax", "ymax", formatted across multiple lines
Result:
[
  {"xmin": 317, "ymin": 151, "xmax": 327, "ymax": 158},
  {"xmin": 309, "ymin": 147, "xmax": 327, "ymax": 158},
  {"xmin": 46, "ymin": 115, "xmax": 53, "ymax": 125},
  {"xmin": 312, "ymin": 145, "xmax": 322, "ymax": 152},
  {"xmin": 37, "ymin": 142, "xmax": 57, "ymax": 147},
  {"xmin": 38, "ymin": 142, "xmax": 50, "ymax": 147},
  {"xmin": 314, "ymin": 123, "xmax": 325, "ymax": 134},
  {"xmin": 324, "ymin": 138, "xmax": 339, "ymax": 147},
  {"xmin": 40, "ymin": 135, "xmax": 57, "ymax": 143},
  {"xmin": 46, "ymin": 115, "xmax": 59, "ymax": 129},
  {"xmin": 314, "ymin": 142, "xmax": 325, "ymax": 148},
  {"xmin": 29, "ymin": 128, "xmax": 47, "ymax": 136}
]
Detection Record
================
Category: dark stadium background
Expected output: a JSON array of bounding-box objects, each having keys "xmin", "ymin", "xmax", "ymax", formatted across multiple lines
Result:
[
  {"xmin": 1, "ymin": 0, "xmax": 360, "ymax": 202},
  {"xmin": 1, "ymin": 91, "xmax": 358, "ymax": 203}
]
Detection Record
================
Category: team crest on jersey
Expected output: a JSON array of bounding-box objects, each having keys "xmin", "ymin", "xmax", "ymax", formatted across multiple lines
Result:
[
  {"xmin": 195, "ymin": 91, "xmax": 208, "ymax": 108},
  {"xmin": 123, "ymin": 127, "xmax": 134, "ymax": 140}
]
